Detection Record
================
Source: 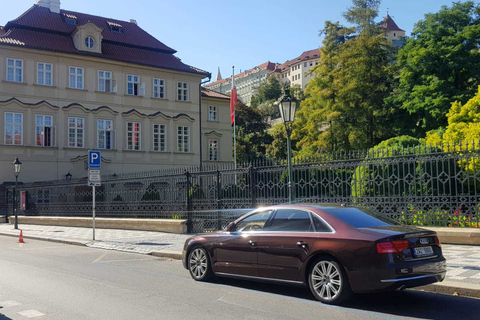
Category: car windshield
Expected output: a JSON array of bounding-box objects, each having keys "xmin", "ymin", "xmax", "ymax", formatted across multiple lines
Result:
[{"xmin": 321, "ymin": 207, "xmax": 400, "ymax": 228}]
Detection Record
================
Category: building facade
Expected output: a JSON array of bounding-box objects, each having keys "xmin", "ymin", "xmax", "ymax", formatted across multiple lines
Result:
[
  {"xmin": 204, "ymin": 62, "xmax": 277, "ymax": 106},
  {"xmin": 0, "ymin": 1, "xmax": 232, "ymax": 184},
  {"xmin": 270, "ymin": 49, "xmax": 321, "ymax": 90},
  {"xmin": 380, "ymin": 14, "xmax": 406, "ymax": 47}
]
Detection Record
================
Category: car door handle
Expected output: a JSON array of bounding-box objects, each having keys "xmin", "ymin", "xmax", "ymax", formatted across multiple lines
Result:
[
  {"xmin": 249, "ymin": 240, "xmax": 257, "ymax": 246},
  {"xmin": 297, "ymin": 241, "xmax": 308, "ymax": 249}
]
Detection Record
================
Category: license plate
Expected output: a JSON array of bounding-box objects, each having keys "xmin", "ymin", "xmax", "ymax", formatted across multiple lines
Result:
[{"xmin": 413, "ymin": 246, "xmax": 434, "ymax": 257}]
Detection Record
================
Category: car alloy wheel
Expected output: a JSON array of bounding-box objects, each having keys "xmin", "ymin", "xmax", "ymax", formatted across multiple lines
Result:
[
  {"xmin": 309, "ymin": 258, "xmax": 351, "ymax": 304},
  {"xmin": 188, "ymin": 247, "xmax": 213, "ymax": 281}
]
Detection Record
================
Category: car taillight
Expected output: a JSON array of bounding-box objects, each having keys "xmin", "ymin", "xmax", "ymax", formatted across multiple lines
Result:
[
  {"xmin": 434, "ymin": 236, "xmax": 441, "ymax": 247},
  {"xmin": 377, "ymin": 240, "xmax": 410, "ymax": 254}
]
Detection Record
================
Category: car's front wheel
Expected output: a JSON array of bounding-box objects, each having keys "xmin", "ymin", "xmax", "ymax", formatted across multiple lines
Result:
[
  {"xmin": 188, "ymin": 247, "xmax": 213, "ymax": 281},
  {"xmin": 308, "ymin": 258, "xmax": 352, "ymax": 304}
]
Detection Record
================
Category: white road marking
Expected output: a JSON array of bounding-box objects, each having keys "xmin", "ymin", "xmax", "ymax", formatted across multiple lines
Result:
[
  {"xmin": 0, "ymin": 300, "xmax": 21, "ymax": 307},
  {"xmin": 92, "ymin": 251, "xmax": 109, "ymax": 263},
  {"xmin": 18, "ymin": 309, "xmax": 45, "ymax": 318}
]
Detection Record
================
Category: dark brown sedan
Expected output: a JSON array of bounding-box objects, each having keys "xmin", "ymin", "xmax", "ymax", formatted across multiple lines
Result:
[{"xmin": 182, "ymin": 205, "xmax": 446, "ymax": 304}]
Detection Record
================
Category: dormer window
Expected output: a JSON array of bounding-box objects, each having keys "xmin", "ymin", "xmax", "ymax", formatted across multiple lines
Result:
[
  {"xmin": 85, "ymin": 37, "xmax": 95, "ymax": 49},
  {"xmin": 66, "ymin": 18, "xmax": 77, "ymax": 25},
  {"xmin": 107, "ymin": 21, "xmax": 123, "ymax": 33}
]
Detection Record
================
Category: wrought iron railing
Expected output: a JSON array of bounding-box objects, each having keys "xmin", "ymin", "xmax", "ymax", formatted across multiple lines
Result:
[{"xmin": 5, "ymin": 141, "xmax": 480, "ymax": 232}]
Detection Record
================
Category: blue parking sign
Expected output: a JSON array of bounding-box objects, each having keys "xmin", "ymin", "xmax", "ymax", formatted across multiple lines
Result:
[{"xmin": 88, "ymin": 150, "xmax": 101, "ymax": 169}]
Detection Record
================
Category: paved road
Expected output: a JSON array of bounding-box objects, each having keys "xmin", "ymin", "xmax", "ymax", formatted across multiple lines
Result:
[{"xmin": 1, "ymin": 236, "xmax": 479, "ymax": 320}]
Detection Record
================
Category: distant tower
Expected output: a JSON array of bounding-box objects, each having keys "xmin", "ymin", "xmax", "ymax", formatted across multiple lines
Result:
[
  {"xmin": 216, "ymin": 67, "xmax": 222, "ymax": 81},
  {"xmin": 380, "ymin": 14, "xmax": 406, "ymax": 41}
]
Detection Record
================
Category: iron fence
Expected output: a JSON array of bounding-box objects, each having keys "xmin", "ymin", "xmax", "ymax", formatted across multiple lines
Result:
[{"xmin": 5, "ymin": 142, "xmax": 480, "ymax": 232}]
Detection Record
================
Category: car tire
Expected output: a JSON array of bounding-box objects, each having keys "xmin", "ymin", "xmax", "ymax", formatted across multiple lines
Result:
[
  {"xmin": 188, "ymin": 247, "xmax": 214, "ymax": 281},
  {"xmin": 308, "ymin": 257, "xmax": 352, "ymax": 305}
]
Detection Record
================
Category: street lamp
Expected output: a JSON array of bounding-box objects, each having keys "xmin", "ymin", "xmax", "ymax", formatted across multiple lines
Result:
[
  {"xmin": 65, "ymin": 172, "xmax": 72, "ymax": 181},
  {"xmin": 13, "ymin": 157, "xmax": 22, "ymax": 230},
  {"xmin": 278, "ymin": 88, "xmax": 298, "ymax": 204}
]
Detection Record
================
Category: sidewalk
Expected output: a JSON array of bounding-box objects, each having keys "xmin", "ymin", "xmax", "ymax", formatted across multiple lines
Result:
[{"xmin": 1, "ymin": 223, "xmax": 479, "ymax": 298}]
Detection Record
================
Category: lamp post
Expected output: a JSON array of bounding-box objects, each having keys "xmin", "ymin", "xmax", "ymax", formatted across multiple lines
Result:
[
  {"xmin": 278, "ymin": 88, "xmax": 298, "ymax": 204},
  {"xmin": 13, "ymin": 157, "xmax": 22, "ymax": 230},
  {"xmin": 65, "ymin": 172, "xmax": 72, "ymax": 181}
]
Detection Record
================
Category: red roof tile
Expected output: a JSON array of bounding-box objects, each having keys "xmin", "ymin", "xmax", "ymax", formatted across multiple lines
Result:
[
  {"xmin": 1, "ymin": 5, "xmax": 209, "ymax": 76},
  {"xmin": 201, "ymin": 87, "xmax": 230, "ymax": 100},
  {"xmin": 1, "ymin": 28, "xmax": 207, "ymax": 75},
  {"xmin": 205, "ymin": 61, "xmax": 277, "ymax": 87},
  {"xmin": 380, "ymin": 14, "xmax": 405, "ymax": 32}
]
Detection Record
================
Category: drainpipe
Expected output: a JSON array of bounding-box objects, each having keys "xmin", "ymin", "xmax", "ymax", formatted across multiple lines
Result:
[{"xmin": 199, "ymin": 73, "xmax": 212, "ymax": 170}]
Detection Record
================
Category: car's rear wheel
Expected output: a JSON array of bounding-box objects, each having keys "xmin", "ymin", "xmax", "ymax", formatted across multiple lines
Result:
[
  {"xmin": 188, "ymin": 247, "xmax": 213, "ymax": 281},
  {"xmin": 308, "ymin": 258, "xmax": 352, "ymax": 304}
]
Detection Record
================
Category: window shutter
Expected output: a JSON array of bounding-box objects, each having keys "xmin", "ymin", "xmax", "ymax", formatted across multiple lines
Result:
[
  {"xmin": 51, "ymin": 126, "xmax": 56, "ymax": 147},
  {"xmin": 112, "ymin": 79, "xmax": 117, "ymax": 93},
  {"xmin": 139, "ymin": 83, "xmax": 146, "ymax": 96},
  {"xmin": 111, "ymin": 130, "xmax": 116, "ymax": 149}
]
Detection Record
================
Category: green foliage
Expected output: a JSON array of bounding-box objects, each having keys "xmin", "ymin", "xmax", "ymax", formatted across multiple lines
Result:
[
  {"xmin": 292, "ymin": 1, "xmax": 398, "ymax": 156},
  {"xmin": 266, "ymin": 124, "xmax": 288, "ymax": 159},
  {"xmin": 351, "ymin": 136, "xmax": 422, "ymax": 198},
  {"xmin": 395, "ymin": 1, "xmax": 480, "ymax": 134},
  {"xmin": 235, "ymin": 101, "xmax": 272, "ymax": 161},
  {"xmin": 250, "ymin": 76, "xmax": 282, "ymax": 108},
  {"xmin": 112, "ymin": 195, "xmax": 123, "ymax": 201}
]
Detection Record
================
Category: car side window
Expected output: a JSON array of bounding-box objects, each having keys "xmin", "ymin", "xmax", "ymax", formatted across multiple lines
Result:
[
  {"xmin": 267, "ymin": 209, "xmax": 314, "ymax": 232},
  {"xmin": 235, "ymin": 210, "xmax": 273, "ymax": 232},
  {"xmin": 312, "ymin": 214, "xmax": 332, "ymax": 232}
]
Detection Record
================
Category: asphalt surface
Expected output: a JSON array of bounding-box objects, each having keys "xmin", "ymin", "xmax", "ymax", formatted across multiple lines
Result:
[{"xmin": 1, "ymin": 236, "xmax": 479, "ymax": 320}]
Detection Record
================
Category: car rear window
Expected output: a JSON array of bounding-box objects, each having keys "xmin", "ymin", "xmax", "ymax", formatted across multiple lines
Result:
[{"xmin": 321, "ymin": 207, "xmax": 399, "ymax": 228}]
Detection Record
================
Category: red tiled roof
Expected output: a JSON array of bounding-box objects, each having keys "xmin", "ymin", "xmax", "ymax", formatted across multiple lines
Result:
[
  {"xmin": 0, "ymin": 5, "xmax": 209, "ymax": 76},
  {"xmin": 205, "ymin": 61, "xmax": 277, "ymax": 87},
  {"xmin": 1, "ymin": 28, "xmax": 207, "ymax": 75},
  {"xmin": 201, "ymin": 87, "xmax": 230, "ymax": 100},
  {"xmin": 273, "ymin": 49, "xmax": 321, "ymax": 72},
  {"xmin": 380, "ymin": 14, "xmax": 405, "ymax": 32}
]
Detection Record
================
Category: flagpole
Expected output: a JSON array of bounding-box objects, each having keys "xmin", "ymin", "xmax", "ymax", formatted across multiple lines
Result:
[{"xmin": 232, "ymin": 66, "xmax": 237, "ymax": 185}]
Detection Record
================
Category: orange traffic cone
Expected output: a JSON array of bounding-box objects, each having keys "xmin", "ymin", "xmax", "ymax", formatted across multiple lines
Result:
[{"xmin": 18, "ymin": 229, "xmax": 25, "ymax": 243}]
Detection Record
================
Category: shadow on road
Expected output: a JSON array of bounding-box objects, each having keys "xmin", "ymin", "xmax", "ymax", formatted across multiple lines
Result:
[
  {"xmin": 0, "ymin": 314, "xmax": 13, "ymax": 320},
  {"xmin": 214, "ymin": 277, "xmax": 480, "ymax": 320}
]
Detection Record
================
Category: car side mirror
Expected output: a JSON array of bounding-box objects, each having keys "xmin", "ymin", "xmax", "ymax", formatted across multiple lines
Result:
[{"xmin": 226, "ymin": 222, "xmax": 236, "ymax": 232}]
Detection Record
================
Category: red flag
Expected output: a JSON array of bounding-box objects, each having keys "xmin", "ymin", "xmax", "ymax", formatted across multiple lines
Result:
[{"xmin": 230, "ymin": 76, "xmax": 237, "ymax": 125}]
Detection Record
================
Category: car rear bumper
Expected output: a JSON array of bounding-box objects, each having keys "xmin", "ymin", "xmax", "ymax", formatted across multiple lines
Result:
[{"xmin": 348, "ymin": 258, "xmax": 447, "ymax": 293}]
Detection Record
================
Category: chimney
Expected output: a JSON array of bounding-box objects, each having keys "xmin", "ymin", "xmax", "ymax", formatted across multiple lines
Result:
[
  {"xmin": 129, "ymin": 19, "xmax": 138, "ymax": 25},
  {"xmin": 36, "ymin": 0, "xmax": 61, "ymax": 14}
]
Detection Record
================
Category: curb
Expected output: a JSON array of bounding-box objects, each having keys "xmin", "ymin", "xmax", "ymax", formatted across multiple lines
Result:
[
  {"xmin": 0, "ymin": 232, "xmax": 88, "ymax": 247},
  {"xmin": 416, "ymin": 281, "xmax": 480, "ymax": 299},
  {"xmin": 151, "ymin": 250, "xmax": 183, "ymax": 260}
]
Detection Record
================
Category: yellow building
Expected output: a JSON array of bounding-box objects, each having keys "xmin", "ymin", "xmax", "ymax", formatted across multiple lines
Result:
[{"xmin": 0, "ymin": 1, "xmax": 232, "ymax": 184}]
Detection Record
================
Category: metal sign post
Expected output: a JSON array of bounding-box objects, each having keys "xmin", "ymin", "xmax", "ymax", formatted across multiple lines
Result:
[{"xmin": 88, "ymin": 151, "xmax": 101, "ymax": 241}]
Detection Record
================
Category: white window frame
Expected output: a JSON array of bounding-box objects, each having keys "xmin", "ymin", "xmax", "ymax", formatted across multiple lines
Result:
[
  {"xmin": 98, "ymin": 70, "xmax": 113, "ymax": 92},
  {"xmin": 153, "ymin": 124, "xmax": 167, "ymax": 151},
  {"xmin": 37, "ymin": 62, "xmax": 53, "ymax": 86},
  {"xmin": 127, "ymin": 74, "xmax": 140, "ymax": 96},
  {"xmin": 85, "ymin": 36, "xmax": 95, "ymax": 49},
  {"xmin": 97, "ymin": 119, "xmax": 115, "ymax": 150},
  {"xmin": 177, "ymin": 126, "xmax": 190, "ymax": 153},
  {"xmin": 68, "ymin": 117, "xmax": 85, "ymax": 148},
  {"xmin": 126, "ymin": 121, "xmax": 141, "ymax": 151},
  {"xmin": 35, "ymin": 114, "xmax": 55, "ymax": 147},
  {"xmin": 69, "ymin": 66, "xmax": 84, "ymax": 89},
  {"xmin": 208, "ymin": 139, "xmax": 219, "ymax": 161},
  {"xmin": 177, "ymin": 81, "xmax": 189, "ymax": 101},
  {"xmin": 208, "ymin": 106, "xmax": 217, "ymax": 122},
  {"xmin": 6, "ymin": 58, "xmax": 23, "ymax": 83},
  {"xmin": 4, "ymin": 112, "xmax": 23, "ymax": 145},
  {"xmin": 153, "ymin": 78, "xmax": 165, "ymax": 99}
]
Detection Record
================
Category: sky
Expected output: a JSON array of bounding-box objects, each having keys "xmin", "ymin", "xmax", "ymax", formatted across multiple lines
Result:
[{"xmin": 1, "ymin": 0, "xmax": 477, "ymax": 83}]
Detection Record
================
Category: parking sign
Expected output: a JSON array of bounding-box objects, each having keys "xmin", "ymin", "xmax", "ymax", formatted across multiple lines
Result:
[{"xmin": 88, "ymin": 150, "xmax": 101, "ymax": 169}]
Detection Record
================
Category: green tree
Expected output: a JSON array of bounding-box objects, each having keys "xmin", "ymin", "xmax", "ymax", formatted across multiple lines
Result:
[
  {"xmin": 266, "ymin": 124, "xmax": 288, "ymax": 159},
  {"xmin": 293, "ymin": 0, "xmax": 398, "ymax": 155},
  {"xmin": 250, "ymin": 76, "xmax": 283, "ymax": 120},
  {"xmin": 395, "ymin": 1, "xmax": 480, "ymax": 134},
  {"xmin": 234, "ymin": 101, "xmax": 272, "ymax": 161}
]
